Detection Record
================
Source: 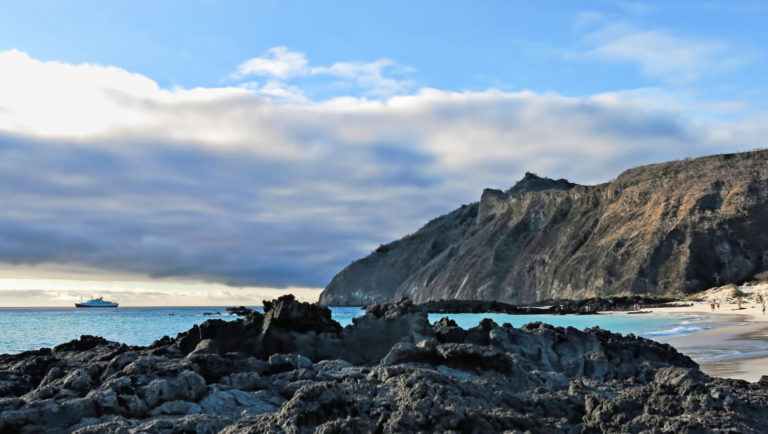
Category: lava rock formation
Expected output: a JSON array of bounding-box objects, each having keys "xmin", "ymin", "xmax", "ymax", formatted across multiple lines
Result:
[{"xmin": 2, "ymin": 295, "xmax": 767, "ymax": 433}]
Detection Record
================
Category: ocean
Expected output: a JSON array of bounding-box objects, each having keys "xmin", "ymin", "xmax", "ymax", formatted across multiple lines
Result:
[
  {"xmin": 0, "ymin": 306, "xmax": 362, "ymax": 354},
  {"xmin": 0, "ymin": 306, "xmax": 745, "ymax": 356},
  {"xmin": 426, "ymin": 311, "xmax": 739, "ymax": 337}
]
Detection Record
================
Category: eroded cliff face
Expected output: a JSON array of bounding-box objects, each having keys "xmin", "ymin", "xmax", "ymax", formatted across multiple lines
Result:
[{"xmin": 320, "ymin": 150, "xmax": 768, "ymax": 306}]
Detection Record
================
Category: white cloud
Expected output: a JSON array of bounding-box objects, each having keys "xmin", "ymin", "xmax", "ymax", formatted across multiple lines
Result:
[
  {"xmin": 589, "ymin": 87, "xmax": 747, "ymax": 119},
  {"xmin": 231, "ymin": 47, "xmax": 413, "ymax": 98},
  {"xmin": 232, "ymin": 46, "xmax": 308, "ymax": 79},
  {"xmin": 249, "ymin": 80, "xmax": 309, "ymax": 103},
  {"xmin": 0, "ymin": 49, "xmax": 251, "ymax": 138},
  {"xmin": 0, "ymin": 50, "xmax": 761, "ymax": 293},
  {"xmin": 311, "ymin": 58, "xmax": 414, "ymax": 96},
  {"xmin": 586, "ymin": 27, "xmax": 748, "ymax": 84}
]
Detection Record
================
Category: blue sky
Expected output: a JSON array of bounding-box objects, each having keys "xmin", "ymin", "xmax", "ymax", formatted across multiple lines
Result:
[
  {"xmin": 0, "ymin": 1, "xmax": 767, "ymax": 305},
  {"xmin": 3, "ymin": 1, "xmax": 766, "ymax": 98}
]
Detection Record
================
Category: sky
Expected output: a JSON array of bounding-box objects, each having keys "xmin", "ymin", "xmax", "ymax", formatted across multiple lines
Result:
[{"xmin": 0, "ymin": 1, "xmax": 767, "ymax": 306}]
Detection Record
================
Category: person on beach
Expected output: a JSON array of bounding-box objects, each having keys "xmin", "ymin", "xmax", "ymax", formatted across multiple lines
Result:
[
  {"xmin": 710, "ymin": 302, "xmax": 715, "ymax": 312},
  {"xmin": 717, "ymin": 301, "xmax": 720, "ymax": 309},
  {"xmin": 762, "ymin": 303, "xmax": 765, "ymax": 315}
]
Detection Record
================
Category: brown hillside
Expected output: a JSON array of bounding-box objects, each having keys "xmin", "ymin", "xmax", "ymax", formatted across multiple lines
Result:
[{"xmin": 320, "ymin": 150, "xmax": 768, "ymax": 305}]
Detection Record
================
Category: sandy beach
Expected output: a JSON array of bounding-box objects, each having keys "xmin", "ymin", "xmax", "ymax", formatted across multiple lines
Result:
[{"xmin": 645, "ymin": 299, "xmax": 768, "ymax": 382}]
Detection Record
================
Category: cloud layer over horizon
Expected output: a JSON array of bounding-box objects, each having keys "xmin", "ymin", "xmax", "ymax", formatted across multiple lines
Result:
[{"xmin": 0, "ymin": 48, "xmax": 765, "ymax": 289}]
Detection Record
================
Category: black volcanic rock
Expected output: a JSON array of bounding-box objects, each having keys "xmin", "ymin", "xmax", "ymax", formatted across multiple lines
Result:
[
  {"xmin": 2, "ymin": 297, "xmax": 768, "ymax": 432},
  {"xmin": 404, "ymin": 295, "xmax": 677, "ymax": 315},
  {"xmin": 320, "ymin": 150, "xmax": 768, "ymax": 305},
  {"xmin": 545, "ymin": 295, "xmax": 681, "ymax": 314},
  {"xmin": 262, "ymin": 294, "xmax": 340, "ymax": 335},
  {"xmin": 53, "ymin": 335, "xmax": 111, "ymax": 353},
  {"xmin": 226, "ymin": 306, "xmax": 255, "ymax": 316},
  {"xmin": 415, "ymin": 298, "xmax": 544, "ymax": 314}
]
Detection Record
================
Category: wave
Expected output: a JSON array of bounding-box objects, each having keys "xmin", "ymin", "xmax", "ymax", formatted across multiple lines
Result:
[
  {"xmin": 686, "ymin": 347, "xmax": 768, "ymax": 362},
  {"xmin": 643, "ymin": 325, "xmax": 708, "ymax": 337}
]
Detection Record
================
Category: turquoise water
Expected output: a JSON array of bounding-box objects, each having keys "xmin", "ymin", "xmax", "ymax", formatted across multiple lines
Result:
[
  {"xmin": 0, "ymin": 306, "xmax": 365, "ymax": 354},
  {"xmin": 0, "ymin": 306, "xmax": 737, "ymax": 355},
  {"xmin": 426, "ymin": 311, "xmax": 735, "ymax": 337}
]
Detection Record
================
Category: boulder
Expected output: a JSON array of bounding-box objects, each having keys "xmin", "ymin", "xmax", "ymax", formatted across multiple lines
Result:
[
  {"xmin": 188, "ymin": 339, "xmax": 220, "ymax": 356},
  {"xmin": 198, "ymin": 388, "xmax": 279, "ymax": 418},
  {"xmin": 433, "ymin": 317, "xmax": 467, "ymax": 343},
  {"xmin": 61, "ymin": 368, "xmax": 93, "ymax": 394},
  {"xmin": 139, "ymin": 371, "xmax": 206, "ymax": 410},
  {"xmin": 268, "ymin": 354, "xmax": 312, "ymax": 374},
  {"xmin": 262, "ymin": 295, "xmax": 341, "ymax": 335},
  {"xmin": 149, "ymin": 400, "xmax": 202, "ymax": 416}
]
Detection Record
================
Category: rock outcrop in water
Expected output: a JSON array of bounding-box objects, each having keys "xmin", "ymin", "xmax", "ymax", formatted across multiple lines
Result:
[
  {"xmin": 320, "ymin": 150, "xmax": 768, "ymax": 306},
  {"xmin": 412, "ymin": 295, "xmax": 678, "ymax": 315},
  {"xmin": 2, "ymin": 295, "xmax": 768, "ymax": 433}
]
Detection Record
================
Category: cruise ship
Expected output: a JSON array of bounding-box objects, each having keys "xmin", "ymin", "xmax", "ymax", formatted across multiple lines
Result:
[{"xmin": 75, "ymin": 297, "xmax": 119, "ymax": 308}]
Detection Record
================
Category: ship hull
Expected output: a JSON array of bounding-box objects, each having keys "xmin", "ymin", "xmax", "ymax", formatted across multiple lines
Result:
[{"xmin": 75, "ymin": 304, "xmax": 118, "ymax": 308}]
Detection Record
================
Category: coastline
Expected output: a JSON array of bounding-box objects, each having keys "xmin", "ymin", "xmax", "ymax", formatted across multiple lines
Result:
[
  {"xmin": 5, "ymin": 295, "xmax": 759, "ymax": 432},
  {"xmin": 642, "ymin": 301, "xmax": 768, "ymax": 382},
  {"xmin": 3, "ymin": 299, "xmax": 768, "ymax": 383}
]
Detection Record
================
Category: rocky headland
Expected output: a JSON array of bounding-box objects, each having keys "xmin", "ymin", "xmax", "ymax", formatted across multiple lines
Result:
[
  {"xmin": 320, "ymin": 150, "xmax": 768, "ymax": 306},
  {"xmin": 2, "ymin": 295, "xmax": 767, "ymax": 433}
]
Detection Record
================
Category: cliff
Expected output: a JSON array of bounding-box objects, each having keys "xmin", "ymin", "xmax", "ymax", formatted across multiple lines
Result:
[{"xmin": 320, "ymin": 150, "xmax": 768, "ymax": 306}]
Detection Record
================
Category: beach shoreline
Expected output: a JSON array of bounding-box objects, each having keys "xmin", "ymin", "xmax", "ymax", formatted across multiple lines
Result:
[{"xmin": 642, "ymin": 301, "xmax": 768, "ymax": 382}]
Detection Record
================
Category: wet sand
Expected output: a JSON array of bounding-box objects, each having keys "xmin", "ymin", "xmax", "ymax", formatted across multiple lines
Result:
[{"xmin": 645, "ymin": 301, "xmax": 768, "ymax": 382}]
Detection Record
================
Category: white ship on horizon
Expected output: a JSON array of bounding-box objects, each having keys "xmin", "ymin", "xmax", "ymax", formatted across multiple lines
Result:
[{"xmin": 75, "ymin": 297, "xmax": 119, "ymax": 308}]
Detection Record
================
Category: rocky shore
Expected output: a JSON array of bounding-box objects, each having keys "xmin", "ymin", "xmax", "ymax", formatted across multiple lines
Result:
[
  {"xmin": 411, "ymin": 295, "xmax": 680, "ymax": 315},
  {"xmin": 2, "ymin": 295, "xmax": 767, "ymax": 433}
]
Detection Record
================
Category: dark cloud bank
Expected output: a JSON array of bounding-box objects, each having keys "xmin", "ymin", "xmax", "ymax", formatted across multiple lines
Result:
[{"xmin": 0, "ymin": 88, "xmax": 753, "ymax": 287}]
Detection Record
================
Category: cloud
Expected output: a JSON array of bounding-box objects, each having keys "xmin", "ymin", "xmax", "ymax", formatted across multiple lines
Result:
[
  {"xmin": 0, "ymin": 278, "xmax": 322, "ymax": 307},
  {"xmin": 585, "ymin": 26, "xmax": 749, "ymax": 83},
  {"xmin": 0, "ymin": 50, "xmax": 760, "ymax": 289},
  {"xmin": 0, "ymin": 49, "xmax": 251, "ymax": 138},
  {"xmin": 233, "ymin": 46, "xmax": 309, "ymax": 79},
  {"xmin": 310, "ymin": 58, "xmax": 414, "ymax": 96},
  {"xmin": 231, "ymin": 47, "xmax": 413, "ymax": 98}
]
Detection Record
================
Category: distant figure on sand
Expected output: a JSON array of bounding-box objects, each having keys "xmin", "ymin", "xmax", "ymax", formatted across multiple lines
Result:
[
  {"xmin": 762, "ymin": 304, "xmax": 765, "ymax": 315},
  {"xmin": 738, "ymin": 297, "xmax": 743, "ymax": 309},
  {"xmin": 716, "ymin": 301, "xmax": 720, "ymax": 309},
  {"xmin": 710, "ymin": 302, "xmax": 715, "ymax": 312}
]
